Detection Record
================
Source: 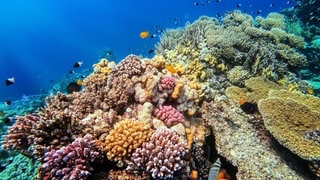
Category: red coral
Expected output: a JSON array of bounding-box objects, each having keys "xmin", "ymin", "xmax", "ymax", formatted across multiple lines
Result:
[{"xmin": 154, "ymin": 105, "xmax": 184, "ymax": 127}]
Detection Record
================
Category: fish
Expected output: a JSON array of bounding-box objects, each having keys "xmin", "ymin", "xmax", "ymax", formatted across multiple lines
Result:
[
  {"xmin": 269, "ymin": 3, "xmax": 274, "ymax": 7},
  {"xmin": 239, "ymin": 99, "xmax": 257, "ymax": 114},
  {"xmin": 236, "ymin": 3, "xmax": 241, "ymax": 8},
  {"xmin": 148, "ymin": 49, "xmax": 155, "ymax": 54},
  {"xmin": 77, "ymin": 79, "xmax": 83, "ymax": 85},
  {"xmin": 194, "ymin": 2, "xmax": 199, "ymax": 6},
  {"xmin": 286, "ymin": 1, "xmax": 292, "ymax": 4},
  {"xmin": 66, "ymin": 82, "xmax": 82, "ymax": 94},
  {"xmin": 69, "ymin": 70, "xmax": 75, "ymax": 74},
  {"xmin": 49, "ymin": 80, "xmax": 54, "ymax": 83},
  {"xmin": 257, "ymin": 10, "xmax": 262, "ymax": 14},
  {"xmin": 73, "ymin": 61, "xmax": 83, "ymax": 68},
  {"xmin": 208, "ymin": 158, "xmax": 221, "ymax": 180},
  {"xmin": 216, "ymin": 0, "xmax": 221, "ymax": 2},
  {"xmin": 165, "ymin": 64, "xmax": 176, "ymax": 74},
  {"xmin": 150, "ymin": 34, "xmax": 157, "ymax": 38},
  {"xmin": 140, "ymin": 31, "xmax": 149, "ymax": 39},
  {"xmin": 5, "ymin": 100, "xmax": 11, "ymax": 106},
  {"xmin": 5, "ymin": 77, "xmax": 15, "ymax": 86}
]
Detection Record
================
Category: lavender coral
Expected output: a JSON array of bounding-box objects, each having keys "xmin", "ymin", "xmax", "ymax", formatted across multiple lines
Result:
[
  {"xmin": 154, "ymin": 105, "xmax": 184, "ymax": 127},
  {"xmin": 39, "ymin": 134, "xmax": 99, "ymax": 180},
  {"xmin": 127, "ymin": 128, "xmax": 189, "ymax": 179}
]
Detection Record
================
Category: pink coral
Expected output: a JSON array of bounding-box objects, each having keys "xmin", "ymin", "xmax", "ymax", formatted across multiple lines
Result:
[
  {"xmin": 39, "ymin": 134, "xmax": 99, "ymax": 180},
  {"xmin": 127, "ymin": 129, "xmax": 189, "ymax": 179},
  {"xmin": 154, "ymin": 105, "xmax": 184, "ymax": 127},
  {"xmin": 160, "ymin": 76, "xmax": 175, "ymax": 90}
]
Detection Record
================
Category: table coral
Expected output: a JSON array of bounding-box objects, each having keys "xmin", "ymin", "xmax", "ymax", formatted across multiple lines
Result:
[
  {"xmin": 258, "ymin": 95, "xmax": 320, "ymax": 161},
  {"xmin": 104, "ymin": 119, "xmax": 154, "ymax": 167},
  {"xmin": 126, "ymin": 128, "xmax": 189, "ymax": 179}
]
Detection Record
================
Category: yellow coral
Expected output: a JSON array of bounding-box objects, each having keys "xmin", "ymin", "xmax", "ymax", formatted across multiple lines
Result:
[
  {"xmin": 104, "ymin": 119, "xmax": 154, "ymax": 167},
  {"xmin": 258, "ymin": 95, "xmax": 320, "ymax": 161},
  {"xmin": 172, "ymin": 82, "xmax": 184, "ymax": 99},
  {"xmin": 151, "ymin": 55, "xmax": 166, "ymax": 69}
]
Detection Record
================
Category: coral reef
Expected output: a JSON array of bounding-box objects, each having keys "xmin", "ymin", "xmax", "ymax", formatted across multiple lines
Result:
[
  {"xmin": 126, "ymin": 128, "xmax": 189, "ymax": 179},
  {"xmin": 39, "ymin": 134, "xmax": 100, "ymax": 180},
  {"xmin": 103, "ymin": 119, "xmax": 154, "ymax": 167},
  {"xmin": 154, "ymin": 105, "xmax": 184, "ymax": 127}
]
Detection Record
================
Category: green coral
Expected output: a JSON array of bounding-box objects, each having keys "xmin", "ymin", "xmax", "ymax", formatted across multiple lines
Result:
[{"xmin": 0, "ymin": 154, "xmax": 40, "ymax": 179}]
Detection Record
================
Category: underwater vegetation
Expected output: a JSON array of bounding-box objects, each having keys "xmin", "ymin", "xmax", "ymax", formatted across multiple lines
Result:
[{"xmin": 1, "ymin": 9, "xmax": 320, "ymax": 179}]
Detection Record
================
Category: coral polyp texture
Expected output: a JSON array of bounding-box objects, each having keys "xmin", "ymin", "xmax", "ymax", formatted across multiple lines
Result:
[
  {"xmin": 104, "ymin": 119, "xmax": 154, "ymax": 167},
  {"xmin": 154, "ymin": 105, "xmax": 185, "ymax": 127},
  {"xmin": 39, "ymin": 134, "xmax": 100, "ymax": 180},
  {"xmin": 127, "ymin": 128, "xmax": 189, "ymax": 179}
]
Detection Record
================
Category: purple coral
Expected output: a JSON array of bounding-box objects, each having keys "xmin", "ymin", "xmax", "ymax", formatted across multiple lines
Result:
[
  {"xmin": 40, "ymin": 134, "xmax": 99, "ymax": 180},
  {"xmin": 127, "ymin": 128, "xmax": 189, "ymax": 179},
  {"xmin": 154, "ymin": 105, "xmax": 184, "ymax": 127},
  {"xmin": 160, "ymin": 76, "xmax": 175, "ymax": 90}
]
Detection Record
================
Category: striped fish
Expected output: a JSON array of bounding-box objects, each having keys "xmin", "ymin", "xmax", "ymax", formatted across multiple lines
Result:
[{"xmin": 208, "ymin": 157, "xmax": 222, "ymax": 180}]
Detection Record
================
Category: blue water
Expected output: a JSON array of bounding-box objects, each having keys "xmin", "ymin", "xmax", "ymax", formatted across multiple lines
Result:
[{"xmin": 0, "ymin": 0, "xmax": 296, "ymax": 102}]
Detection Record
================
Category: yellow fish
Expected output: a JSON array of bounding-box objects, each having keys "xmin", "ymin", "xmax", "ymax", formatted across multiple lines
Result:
[
  {"xmin": 140, "ymin": 31, "xmax": 149, "ymax": 39},
  {"xmin": 77, "ymin": 79, "xmax": 83, "ymax": 85}
]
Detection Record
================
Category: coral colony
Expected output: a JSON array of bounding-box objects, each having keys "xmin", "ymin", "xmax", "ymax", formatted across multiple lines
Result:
[{"xmin": 1, "ymin": 10, "xmax": 320, "ymax": 179}]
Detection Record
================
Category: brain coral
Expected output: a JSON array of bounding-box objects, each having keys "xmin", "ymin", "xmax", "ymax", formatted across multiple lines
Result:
[
  {"xmin": 104, "ymin": 119, "xmax": 154, "ymax": 167},
  {"xmin": 258, "ymin": 92, "xmax": 320, "ymax": 161}
]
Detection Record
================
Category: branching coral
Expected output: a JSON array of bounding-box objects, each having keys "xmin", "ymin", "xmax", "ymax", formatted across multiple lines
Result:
[
  {"xmin": 2, "ymin": 114, "xmax": 40, "ymax": 156},
  {"xmin": 104, "ymin": 119, "xmax": 154, "ymax": 167},
  {"xmin": 126, "ymin": 128, "xmax": 189, "ymax": 179},
  {"xmin": 39, "ymin": 134, "xmax": 100, "ymax": 180},
  {"xmin": 154, "ymin": 105, "xmax": 184, "ymax": 127}
]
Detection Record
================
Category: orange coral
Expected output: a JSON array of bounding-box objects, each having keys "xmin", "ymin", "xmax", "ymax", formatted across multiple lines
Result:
[{"xmin": 172, "ymin": 82, "xmax": 184, "ymax": 99}]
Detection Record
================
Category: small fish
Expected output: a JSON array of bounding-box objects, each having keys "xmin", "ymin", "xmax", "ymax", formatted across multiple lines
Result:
[
  {"xmin": 239, "ymin": 99, "xmax": 257, "ymax": 114},
  {"xmin": 73, "ymin": 61, "xmax": 83, "ymax": 68},
  {"xmin": 66, "ymin": 82, "xmax": 82, "ymax": 94},
  {"xmin": 257, "ymin": 10, "xmax": 262, "ymax": 14},
  {"xmin": 5, "ymin": 100, "xmax": 11, "ymax": 106},
  {"xmin": 216, "ymin": 0, "xmax": 221, "ymax": 2},
  {"xmin": 140, "ymin": 31, "xmax": 149, "ymax": 39},
  {"xmin": 194, "ymin": 2, "xmax": 199, "ymax": 6},
  {"xmin": 148, "ymin": 49, "xmax": 155, "ymax": 54},
  {"xmin": 49, "ymin": 80, "xmax": 54, "ymax": 83},
  {"xmin": 286, "ymin": 1, "xmax": 292, "ymax": 4},
  {"xmin": 150, "ymin": 34, "xmax": 157, "ymax": 38},
  {"xmin": 77, "ymin": 79, "xmax": 83, "ymax": 85},
  {"xmin": 5, "ymin": 77, "xmax": 15, "ymax": 86},
  {"xmin": 236, "ymin": 3, "xmax": 241, "ymax": 8},
  {"xmin": 269, "ymin": 3, "xmax": 274, "ymax": 7},
  {"xmin": 69, "ymin": 70, "xmax": 75, "ymax": 74},
  {"xmin": 208, "ymin": 158, "xmax": 221, "ymax": 180}
]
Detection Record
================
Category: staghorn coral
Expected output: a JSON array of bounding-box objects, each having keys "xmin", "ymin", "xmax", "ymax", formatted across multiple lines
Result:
[
  {"xmin": 126, "ymin": 128, "xmax": 189, "ymax": 179},
  {"xmin": 154, "ymin": 105, "xmax": 184, "ymax": 127},
  {"xmin": 104, "ymin": 119, "xmax": 154, "ymax": 167},
  {"xmin": 39, "ymin": 134, "xmax": 100, "ymax": 180}
]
